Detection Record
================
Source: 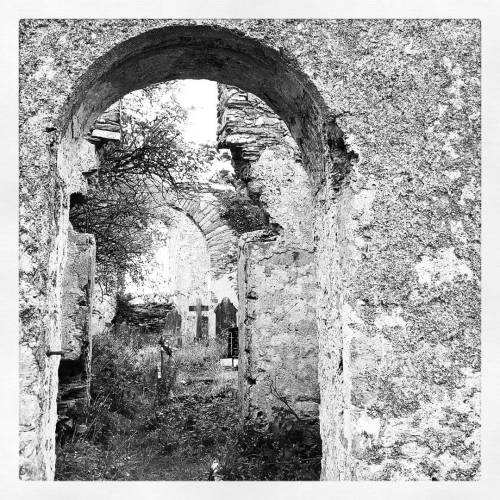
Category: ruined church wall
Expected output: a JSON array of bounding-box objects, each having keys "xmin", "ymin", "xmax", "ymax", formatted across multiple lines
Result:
[
  {"xmin": 60, "ymin": 225, "xmax": 96, "ymax": 404},
  {"xmin": 19, "ymin": 20, "xmax": 480, "ymax": 481},
  {"xmin": 313, "ymin": 24, "xmax": 480, "ymax": 480},
  {"xmin": 218, "ymin": 84, "xmax": 315, "ymax": 250},
  {"xmin": 218, "ymin": 84, "xmax": 319, "ymax": 419},
  {"xmin": 238, "ymin": 232, "xmax": 319, "ymax": 419},
  {"xmin": 162, "ymin": 214, "xmax": 215, "ymax": 342}
]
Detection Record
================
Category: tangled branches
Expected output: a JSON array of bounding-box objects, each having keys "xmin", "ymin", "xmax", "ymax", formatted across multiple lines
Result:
[{"xmin": 70, "ymin": 83, "xmax": 218, "ymax": 289}]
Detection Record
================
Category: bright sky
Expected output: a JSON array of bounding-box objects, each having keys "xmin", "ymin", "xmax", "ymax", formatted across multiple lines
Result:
[
  {"xmin": 175, "ymin": 79, "xmax": 219, "ymax": 145},
  {"xmin": 174, "ymin": 79, "xmax": 233, "ymax": 181},
  {"xmin": 125, "ymin": 79, "xmax": 233, "ymax": 295}
]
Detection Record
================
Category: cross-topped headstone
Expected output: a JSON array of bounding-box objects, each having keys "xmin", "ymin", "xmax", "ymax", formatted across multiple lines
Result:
[{"xmin": 189, "ymin": 298, "xmax": 209, "ymax": 340}]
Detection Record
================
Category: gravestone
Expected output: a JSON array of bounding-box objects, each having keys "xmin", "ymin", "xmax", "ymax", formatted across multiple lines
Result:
[
  {"xmin": 227, "ymin": 326, "xmax": 239, "ymax": 359},
  {"xmin": 201, "ymin": 316, "xmax": 209, "ymax": 340},
  {"xmin": 215, "ymin": 298, "xmax": 238, "ymax": 357},
  {"xmin": 189, "ymin": 298, "xmax": 209, "ymax": 340},
  {"xmin": 164, "ymin": 308, "xmax": 182, "ymax": 346}
]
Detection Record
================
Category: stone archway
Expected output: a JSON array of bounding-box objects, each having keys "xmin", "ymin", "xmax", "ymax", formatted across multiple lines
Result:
[
  {"xmin": 165, "ymin": 191, "xmax": 239, "ymax": 281},
  {"xmin": 59, "ymin": 24, "xmax": 332, "ymax": 179},
  {"xmin": 20, "ymin": 20, "xmax": 480, "ymax": 483},
  {"xmin": 20, "ymin": 22, "xmax": 338, "ymax": 480},
  {"xmin": 139, "ymin": 205, "xmax": 234, "ymax": 344},
  {"xmin": 56, "ymin": 25, "xmax": 329, "ymax": 479}
]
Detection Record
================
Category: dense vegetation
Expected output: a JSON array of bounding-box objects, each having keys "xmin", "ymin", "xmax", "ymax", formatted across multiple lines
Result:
[
  {"xmin": 55, "ymin": 333, "xmax": 321, "ymax": 481},
  {"xmin": 217, "ymin": 189, "xmax": 269, "ymax": 235}
]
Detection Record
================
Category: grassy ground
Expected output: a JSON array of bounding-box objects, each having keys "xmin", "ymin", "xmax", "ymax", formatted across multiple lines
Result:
[
  {"xmin": 56, "ymin": 337, "xmax": 239, "ymax": 480},
  {"xmin": 55, "ymin": 335, "xmax": 321, "ymax": 481},
  {"xmin": 55, "ymin": 386, "xmax": 239, "ymax": 480}
]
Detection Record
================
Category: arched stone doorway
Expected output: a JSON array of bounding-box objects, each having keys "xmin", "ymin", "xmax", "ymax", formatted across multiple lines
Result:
[
  {"xmin": 20, "ymin": 22, "xmax": 339, "ymax": 480},
  {"xmin": 66, "ymin": 26, "xmax": 327, "ymax": 474},
  {"xmin": 60, "ymin": 24, "xmax": 332, "ymax": 178},
  {"xmin": 20, "ymin": 19, "xmax": 482, "ymax": 483}
]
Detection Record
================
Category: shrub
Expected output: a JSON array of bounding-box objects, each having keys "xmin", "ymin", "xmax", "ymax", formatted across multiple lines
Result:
[
  {"xmin": 217, "ymin": 190, "xmax": 269, "ymax": 234},
  {"xmin": 218, "ymin": 408, "xmax": 322, "ymax": 480},
  {"xmin": 82, "ymin": 334, "xmax": 176, "ymax": 440}
]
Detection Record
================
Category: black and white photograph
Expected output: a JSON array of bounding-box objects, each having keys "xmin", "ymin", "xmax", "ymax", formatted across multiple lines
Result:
[{"xmin": 6, "ymin": 1, "xmax": 498, "ymax": 494}]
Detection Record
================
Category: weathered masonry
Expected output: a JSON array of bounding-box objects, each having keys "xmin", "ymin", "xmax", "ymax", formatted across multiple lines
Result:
[
  {"xmin": 217, "ymin": 85, "xmax": 320, "ymax": 419},
  {"xmin": 58, "ymin": 225, "xmax": 95, "ymax": 417},
  {"xmin": 19, "ymin": 20, "xmax": 480, "ymax": 481},
  {"xmin": 237, "ymin": 231, "xmax": 319, "ymax": 419}
]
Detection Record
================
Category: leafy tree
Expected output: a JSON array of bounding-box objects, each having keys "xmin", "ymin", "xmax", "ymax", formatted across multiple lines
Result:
[{"xmin": 70, "ymin": 83, "xmax": 218, "ymax": 290}]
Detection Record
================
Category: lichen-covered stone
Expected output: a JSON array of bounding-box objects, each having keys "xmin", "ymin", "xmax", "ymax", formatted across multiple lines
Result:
[
  {"xmin": 238, "ymin": 231, "xmax": 319, "ymax": 419},
  {"xmin": 59, "ymin": 224, "xmax": 95, "ymax": 408},
  {"xmin": 218, "ymin": 84, "xmax": 319, "ymax": 421},
  {"xmin": 217, "ymin": 84, "xmax": 299, "ymax": 163},
  {"xmin": 19, "ymin": 19, "xmax": 480, "ymax": 480}
]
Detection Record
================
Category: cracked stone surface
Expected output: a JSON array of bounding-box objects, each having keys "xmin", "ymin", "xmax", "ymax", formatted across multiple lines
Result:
[
  {"xmin": 218, "ymin": 84, "xmax": 319, "ymax": 421},
  {"xmin": 59, "ymin": 224, "xmax": 95, "ymax": 410},
  {"xmin": 238, "ymin": 231, "xmax": 319, "ymax": 420},
  {"xmin": 19, "ymin": 20, "xmax": 480, "ymax": 480}
]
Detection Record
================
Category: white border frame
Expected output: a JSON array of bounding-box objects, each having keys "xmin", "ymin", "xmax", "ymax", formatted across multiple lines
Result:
[{"xmin": 2, "ymin": 1, "xmax": 498, "ymax": 498}]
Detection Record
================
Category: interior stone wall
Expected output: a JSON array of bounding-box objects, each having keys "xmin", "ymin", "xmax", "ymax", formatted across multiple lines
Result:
[
  {"xmin": 218, "ymin": 84, "xmax": 319, "ymax": 420},
  {"xmin": 59, "ymin": 224, "xmax": 96, "ymax": 409},
  {"xmin": 19, "ymin": 20, "xmax": 480, "ymax": 481},
  {"xmin": 238, "ymin": 232, "xmax": 319, "ymax": 419},
  {"xmin": 153, "ymin": 211, "xmax": 215, "ymax": 342}
]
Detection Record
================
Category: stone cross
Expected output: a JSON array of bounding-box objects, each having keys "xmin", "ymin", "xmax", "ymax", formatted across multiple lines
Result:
[{"xmin": 188, "ymin": 298, "xmax": 209, "ymax": 339}]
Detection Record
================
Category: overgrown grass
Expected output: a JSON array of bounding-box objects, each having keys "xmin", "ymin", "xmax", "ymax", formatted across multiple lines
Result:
[
  {"xmin": 55, "ymin": 335, "xmax": 238, "ymax": 480},
  {"xmin": 55, "ymin": 334, "xmax": 321, "ymax": 481},
  {"xmin": 175, "ymin": 340, "xmax": 225, "ymax": 373},
  {"xmin": 218, "ymin": 409, "xmax": 321, "ymax": 480}
]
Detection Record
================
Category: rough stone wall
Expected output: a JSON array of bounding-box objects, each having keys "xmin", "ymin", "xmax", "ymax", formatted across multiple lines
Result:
[
  {"xmin": 313, "ymin": 24, "xmax": 481, "ymax": 480},
  {"xmin": 218, "ymin": 84, "xmax": 319, "ymax": 420},
  {"xmin": 91, "ymin": 286, "xmax": 117, "ymax": 339},
  {"xmin": 87, "ymin": 102, "xmax": 121, "ymax": 144},
  {"xmin": 59, "ymin": 225, "xmax": 96, "ymax": 407},
  {"xmin": 155, "ymin": 210, "xmax": 214, "ymax": 341},
  {"xmin": 218, "ymin": 85, "xmax": 314, "ymax": 248},
  {"xmin": 19, "ymin": 20, "xmax": 480, "ymax": 481},
  {"xmin": 238, "ymin": 232, "xmax": 319, "ymax": 419},
  {"xmin": 112, "ymin": 298, "xmax": 177, "ymax": 348},
  {"xmin": 217, "ymin": 85, "xmax": 299, "ymax": 163},
  {"xmin": 19, "ymin": 168, "xmax": 69, "ymax": 480},
  {"xmin": 124, "ymin": 209, "xmax": 236, "ymax": 342}
]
